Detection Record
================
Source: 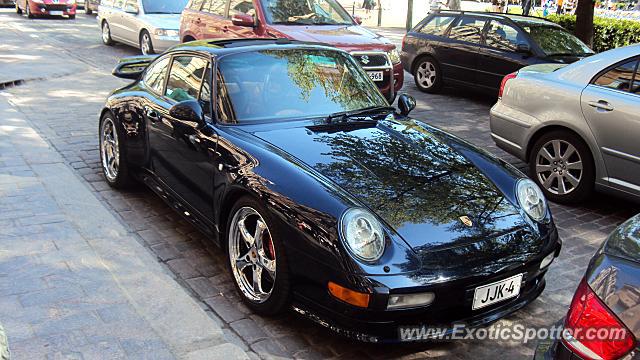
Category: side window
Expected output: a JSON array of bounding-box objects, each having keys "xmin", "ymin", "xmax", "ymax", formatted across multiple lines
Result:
[
  {"xmin": 215, "ymin": 71, "xmax": 235, "ymax": 123},
  {"xmin": 594, "ymin": 59, "xmax": 638, "ymax": 93},
  {"xmin": 165, "ymin": 56, "xmax": 209, "ymax": 102},
  {"xmin": 188, "ymin": 0, "xmax": 205, "ymax": 10},
  {"xmin": 123, "ymin": 0, "xmax": 138, "ymax": 12},
  {"xmin": 143, "ymin": 57, "xmax": 171, "ymax": 95},
  {"xmin": 203, "ymin": 0, "xmax": 227, "ymax": 16},
  {"xmin": 485, "ymin": 20, "xmax": 525, "ymax": 51},
  {"xmin": 113, "ymin": 0, "xmax": 125, "ymax": 9},
  {"xmin": 448, "ymin": 16, "xmax": 486, "ymax": 44},
  {"xmin": 229, "ymin": 0, "xmax": 255, "ymax": 16},
  {"xmin": 102, "ymin": 0, "xmax": 114, "ymax": 6},
  {"xmin": 199, "ymin": 66, "xmax": 212, "ymax": 119},
  {"xmin": 419, "ymin": 15, "xmax": 456, "ymax": 36}
]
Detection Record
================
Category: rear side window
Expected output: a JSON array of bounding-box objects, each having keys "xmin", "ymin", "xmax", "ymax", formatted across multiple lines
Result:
[
  {"xmin": 165, "ymin": 56, "xmax": 209, "ymax": 102},
  {"xmin": 485, "ymin": 20, "xmax": 525, "ymax": 51},
  {"xmin": 448, "ymin": 16, "xmax": 486, "ymax": 44},
  {"xmin": 593, "ymin": 59, "xmax": 638, "ymax": 93},
  {"xmin": 419, "ymin": 15, "xmax": 455, "ymax": 36},
  {"xmin": 143, "ymin": 57, "xmax": 171, "ymax": 95},
  {"xmin": 202, "ymin": 0, "xmax": 227, "ymax": 16}
]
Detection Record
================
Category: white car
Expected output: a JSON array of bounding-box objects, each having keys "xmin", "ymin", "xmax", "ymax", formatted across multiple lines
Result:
[
  {"xmin": 98, "ymin": 0, "xmax": 187, "ymax": 55},
  {"xmin": 490, "ymin": 44, "xmax": 640, "ymax": 203}
]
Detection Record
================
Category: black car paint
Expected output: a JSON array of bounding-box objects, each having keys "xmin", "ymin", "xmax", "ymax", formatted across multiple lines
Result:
[
  {"xmin": 401, "ymin": 12, "xmax": 587, "ymax": 93},
  {"xmin": 103, "ymin": 40, "xmax": 560, "ymax": 341}
]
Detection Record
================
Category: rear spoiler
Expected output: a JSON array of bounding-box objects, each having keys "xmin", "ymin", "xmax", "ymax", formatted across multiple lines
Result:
[{"xmin": 112, "ymin": 54, "xmax": 159, "ymax": 79}]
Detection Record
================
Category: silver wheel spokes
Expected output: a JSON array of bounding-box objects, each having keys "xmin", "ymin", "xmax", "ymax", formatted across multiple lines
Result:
[
  {"xmin": 102, "ymin": 23, "xmax": 110, "ymax": 43},
  {"xmin": 100, "ymin": 118, "xmax": 119, "ymax": 182},
  {"xmin": 229, "ymin": 207, "xmax": 276, "ymax": 303},
  {"xmin": 536, "ymin": 139, "xmax": 583, "ymax": 195},
  {"xmin": 417, "ymin": 61, "xmax": 436, "ymax": 88},
  {"xmin": 141, "ymin": 34, "xmax": 150, "ymax": 55}
]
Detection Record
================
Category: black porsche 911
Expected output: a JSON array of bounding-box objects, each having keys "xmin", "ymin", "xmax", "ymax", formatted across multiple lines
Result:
[{"xmin": 100, "ymin": 38, "xmax": 561, "ymax": 342}]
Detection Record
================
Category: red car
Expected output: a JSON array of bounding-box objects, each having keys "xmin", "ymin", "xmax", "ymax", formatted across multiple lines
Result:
[
  {"xmin": 15, "ymin": 0, "xmax": 77, "ymax": 19},
  {"xmin": 179, "ymin": 0, "xmax": 403, "ymax": 102}
]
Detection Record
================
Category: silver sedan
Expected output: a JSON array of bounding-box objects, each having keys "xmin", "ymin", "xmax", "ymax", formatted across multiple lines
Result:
[
  {"xmin": 98, "ymin": 0, "xmax": 187, "ymax": 55},
  {"xmin": 490, "ymin": 44, "xmax": 640, "ymax": 204}
]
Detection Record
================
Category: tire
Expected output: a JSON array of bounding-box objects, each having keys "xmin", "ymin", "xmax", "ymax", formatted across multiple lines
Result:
[
  {"xmin": 226, "ymin": 196, "xmax": 291, "ymax": 315},
  {"xmin": 101, "ymin": 21, "xmax": 114, "ymax": 46},
  {"xmin": 16, "ymin": 1, "xmax": 22, "ymax": 14},
  {"xmin": 26, "ymin": 1, "xmax": 33, "ymax": 18},
  {"xmin": 85, "ymin": 6, "xmax": 92, "ymax": 14},
  {"xmin": 413, "ymin": 56, "xmax": 443, "ymax": 93},
  {"xmin": 99, "ymin": 113, "xmax": 134, "ymax": 189},
  {"xmin": 528, "ymin": 130, "xmax": 594, "ymax": 204},
  {"xmin": 139, "ymin": 30, "xmax": 155, "ymax": 55}
]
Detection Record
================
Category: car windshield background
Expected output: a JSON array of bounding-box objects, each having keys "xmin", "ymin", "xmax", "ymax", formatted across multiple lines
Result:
[
  {"xmin": 215, "ymin": 49, "xmax": 387, "ymax": 123},
  {"xmin": 142, "ymin": 0, "xmax": 188, "ymax": 14},
  {"xmin": 262, "ymin": 0, "xmax": 353, "ymax": 25},
  {"xmin": 521, "ymin": 25, "xmax": 592, "ymax": 56},
  {"xmin": 593, "ymin": 59, "xmax": 639, "ymax": 94}
]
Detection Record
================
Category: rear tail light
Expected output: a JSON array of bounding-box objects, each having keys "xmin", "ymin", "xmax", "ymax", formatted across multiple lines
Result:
[
  {"xmin": 498, "ymin": 72, "xmax": 517, "ymax": 99},
  {"xmin": 562, "ymin": 279, "xmax": 636, "ymax": 360}
]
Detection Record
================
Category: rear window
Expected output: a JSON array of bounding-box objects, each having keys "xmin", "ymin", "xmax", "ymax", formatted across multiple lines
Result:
[{"xmin": 418, "ymin": 15, "xmax": 456, "ymax": 36}]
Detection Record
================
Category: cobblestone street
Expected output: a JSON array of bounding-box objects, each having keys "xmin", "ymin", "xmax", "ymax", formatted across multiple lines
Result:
[{"xmin": 0, "ymin": 8, "xmax": 639, "ymax": 360}]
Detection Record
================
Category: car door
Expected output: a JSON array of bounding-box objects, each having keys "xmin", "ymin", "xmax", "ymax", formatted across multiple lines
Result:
[
  {"xmin": 107, "ymin": 0, "xmax": 126, "ymax": 40},
  {"xmin": 199, "ymin": 0, "xmax": 230, "ymax": 39},
  {"xmin": 119, "ymin": 0, "xmax": 141, "ymax": 46},
  {"xmin": 439, "ymin": 15, "xmax": 488, "ymax": 85},
  {"xmin": 477, "ymin": 19, "xmax": 532, "ymax": 91},
  {"xmin": 182, "ymin": 0, "xmax": 206, "ymax": 40},
  {"xmin": 148, "ymin": 54, "xmax": 218, "ymax": 220},
  {"xmin": 581, "ymin": 57, "xmax": 640, "ymax": 195}
]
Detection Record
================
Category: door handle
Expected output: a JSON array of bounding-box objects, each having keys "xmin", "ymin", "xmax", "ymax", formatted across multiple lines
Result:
[
  {"xmin": 587, "ymin": 100, "xmax": 614, "ymax": 112},
  {"xmin": 144, "ymin": 107, "xmax": 161, "ymax": 123}
]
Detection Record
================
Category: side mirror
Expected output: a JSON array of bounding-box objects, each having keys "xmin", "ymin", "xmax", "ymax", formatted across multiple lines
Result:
[
  {"xmin": 231, "ymin": 13, "xmax": 255, "ymax": 27},
  {"xmin": 169, "ymin": 100, "xmax": 205, "ymax": 125},
  {"xmin": 516, "ymin": 43, "xmax": 531, "ymax": 55},
  {"xmin": 353, "ymin": 15, "xmax": 363, "ymax": 25},
  {"xmin": 398, "ymin": 94, "xmax": 416, "ymax": 116}
]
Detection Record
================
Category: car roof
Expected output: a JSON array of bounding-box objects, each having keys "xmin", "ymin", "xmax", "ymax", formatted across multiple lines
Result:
[
  {"xmin": 167, "ymin": 38, "xmax": 340, "ymax": 57},
  {"xmin": 433, "ymin": 10, "xmax": 559, "ymax": 26}
]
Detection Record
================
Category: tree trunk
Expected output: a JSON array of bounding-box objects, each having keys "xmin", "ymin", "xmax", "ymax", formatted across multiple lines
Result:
[
  {"xmin": 574, "ymin": 0, "xmax": 595, "ymax": 47},
  {"xmin": 406, "ymin": 0, "xmax": 413, "ymax": 31}
]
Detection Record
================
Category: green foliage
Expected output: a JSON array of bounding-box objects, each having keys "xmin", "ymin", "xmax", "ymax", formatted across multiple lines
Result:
[{"xmin": 546, "ymin": 14, "xmax": 640, "ymax": 52}]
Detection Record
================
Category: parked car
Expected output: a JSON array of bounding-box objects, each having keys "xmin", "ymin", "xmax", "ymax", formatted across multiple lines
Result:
[
  {"xmin": 82, "ymin": 0, "xmax": 100, "ymax": 15},
  {"xmin": 0, "ymin": 0, "xmax": 15, "ymax": 7},
  {"xmin": 15, "ymin": 0, "xmax": 77, "ymax": 19},
  {"xmin": 100, "ymin": 38, "xmax": 561, "ymax": 341},
  {"xmin": 536, "ymin": 213, "xmax": 640, "ymax": 360},
  {"xmin": 490, "ymin": 44, "xmax": 640, "ymax": 204},
  {"xmin": 98, "ymin": 0, "xmax": 188, "ymax": 55},
  {"xmin": 178, "ymin": 0, "xmax": 403, "ymax": 102},
  {"xmin": 401, "ymin": 10, "xmax": 593, "ymax": 95}
]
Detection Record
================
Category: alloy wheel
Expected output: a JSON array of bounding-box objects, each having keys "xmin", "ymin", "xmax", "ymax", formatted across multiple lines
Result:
[
  {"xmin": 417, "ymin": 61, "xmax": 436, "ymax": 89},
  {"xmin": 228, "ymin": 207, "xmax": 277, "ymax": 303},
  {"xmin": 102, "ymin": 22, "xmax": 110, "ymax": 44},
  {"xmin": 100, "ymin": 117, "xmax": 119, "ymax": 182},
  {"xmin": 141, "ymin": 33, "xmax": 151, "ymax": 55},
  {"xmin": 535, "ymin": 139, "xmax": 583, "ymax": 195}
]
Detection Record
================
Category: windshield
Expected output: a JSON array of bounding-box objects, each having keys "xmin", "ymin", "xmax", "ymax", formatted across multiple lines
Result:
[
  {"xmin": 262, "ymin": 0, "xmax": 354, "ymax": 25},
  {"xmin": 216, "ymin": 49, "xmax": 387, "ymax": 123},
  {"xmin": 142, "ymin": 0, "xmax": 188, "ymax": 14},
  {"xmin": 521, "ymin": 25, "xmax": 593, "ymax": 56}
]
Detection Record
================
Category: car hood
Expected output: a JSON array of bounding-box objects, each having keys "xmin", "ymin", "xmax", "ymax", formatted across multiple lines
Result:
[
  {"xmin": 268, "ymin": 24, "xmax": 395, "ymax": 52},
  {"xmin": 249, "ymin": 117, "xmax": 545, "ymax": 269},
  {"xmin": 138, "ymin": 13, "xmax": 182, "ymax": 30}
]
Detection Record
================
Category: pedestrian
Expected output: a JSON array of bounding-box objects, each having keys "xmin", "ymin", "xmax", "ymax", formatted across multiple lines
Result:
[
  {"xmin": 362, "ymin": 0, "xmax": 375, "ymax": 16},
  {"xmin": 556, "ymin": 0, "xmax": 564, "ymax": 13},
  {"xmin": 522, "ymin": 0, "xmax": 532, "ymax": 15}
]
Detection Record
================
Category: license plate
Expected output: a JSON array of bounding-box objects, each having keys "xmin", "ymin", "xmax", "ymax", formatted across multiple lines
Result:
[
  {"xmin": 472, "ymin": 274, "xmax": 522, "ymax": 310},
  {"xmin": 49, "ymin": 10, "xmax": 63, "ymax": 15},
  {"xmin": 367, "ymin": 71, "xmax": 383, "ymax": 82}
]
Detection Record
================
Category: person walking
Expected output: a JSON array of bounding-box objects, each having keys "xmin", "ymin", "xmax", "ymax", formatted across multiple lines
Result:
[{"xmin": 556, "ymin": 0, "xmax": 564, "ymax": 13}]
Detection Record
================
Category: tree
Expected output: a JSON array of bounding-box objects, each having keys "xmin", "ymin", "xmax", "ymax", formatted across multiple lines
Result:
[{"xmin": 574, "ymin": 0, "xmax": 595, "ymax": 47}]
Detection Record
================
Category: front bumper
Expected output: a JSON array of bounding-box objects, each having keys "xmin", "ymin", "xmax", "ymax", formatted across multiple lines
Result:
[
  {"xmin": 29, "ymin": 2, "xmax": 76, "ymax": 15},
  {"xmin": 151, "ymin": 35, "xmax": 180, "ymax": 53},
  {"xmin": 292, "ymin": 236, "xmax": 562, "ymax": 343}
]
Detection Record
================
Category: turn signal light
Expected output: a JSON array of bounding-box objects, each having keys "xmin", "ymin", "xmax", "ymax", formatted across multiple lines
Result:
[
  {"xmin": 498, "ymin": 72, "xmax": 518, "ymax": 99},
  {"xmin": 562, "ymin": 279, "xmax": 636, "ymax": 360},
  {"xmin": 328, "ymin": 282, "xmax": 370, "ymax": 308}
]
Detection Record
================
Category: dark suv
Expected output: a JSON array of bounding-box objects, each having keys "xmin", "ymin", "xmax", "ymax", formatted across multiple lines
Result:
[{"xmin": 401, "ymin": 11, "xmax": 593, "ymax": 95}]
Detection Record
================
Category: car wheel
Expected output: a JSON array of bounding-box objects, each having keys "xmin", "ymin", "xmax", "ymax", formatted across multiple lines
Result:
[
  {"xmin": 85, "ymin": 6, "xmax": 92, "ymax": 14},
  {"xmin": 226, "ymin": 197, "xmax": 290, "ymax": 315},
  {"xmin": 99, "ymin": 113, "xmax": 133, "ymax": 189},
  {"xmin": 101, "ymin": 21, "xmax": 114, "ymax": 46},
  {"xmin": 15, "ymin": 1, "xmax": 22, "ymax": 14},
  {"xmin": 140, "ymin": 30, "xmax": 155, "ymax": 55},
  {"xmin": 413, "ymin": 56, "xmax": 442, "ymax": 93},
  {"xmin": 529, "ymin": 130, "xmax": 594, "ymax": 204},
  {"xmin": 26, "ymin": 1, "xmax": 33, "ymax": 18}
]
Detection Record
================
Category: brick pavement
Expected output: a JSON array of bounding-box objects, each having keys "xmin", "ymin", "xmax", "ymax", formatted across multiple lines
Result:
[{"xmin": 1, "ymin": 10, "xmax": 639, "ymax": 360}]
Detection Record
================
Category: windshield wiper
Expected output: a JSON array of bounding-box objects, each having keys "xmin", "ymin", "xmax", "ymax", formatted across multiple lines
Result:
[{"xmin": 326, "ymin": 106, "xmax": 395, "ymax": 123}]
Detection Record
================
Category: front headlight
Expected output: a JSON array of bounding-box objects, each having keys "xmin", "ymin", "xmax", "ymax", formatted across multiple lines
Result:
[
  {"xmin": 155, "ymin": 29, "xmax": 179, "ymax": 37},
  {"xmin": 387, "ymin": 48, "xmax": 401, "ymax": 64},
  {"xmin": 340, "ymin": 208, "xmax": 385, "ymax": 262},
  {"xmin": 516, "ymin": 178, "xmax": 548, "ymax": 223}
]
